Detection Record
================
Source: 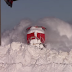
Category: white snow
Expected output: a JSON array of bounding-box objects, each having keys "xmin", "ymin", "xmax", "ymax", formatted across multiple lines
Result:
[
  {"xmin": 30, "ymin": 39, "xmax": 41, "ymax": 45},
  {"xmin": 0, "ymin": 18, "xmax": 72, "ymax": 72},
  {"xmin": 27, "ymin": 27, "xmax": 45, "ymax": 34}
]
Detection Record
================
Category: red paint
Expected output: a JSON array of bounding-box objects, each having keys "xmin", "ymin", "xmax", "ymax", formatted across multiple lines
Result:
[
  {"xmin": 26, "ymin": 27, "xmax": 31, "ymax": 31},
  {"xmin": 8, "ymin": 0, "xmax": 13, "ymax": 4},
  {"xmin": 27, "ymin": 32, "xmax": 45, "ymax": 44},
  {"xmin": 11, "ymin": 1, "xmax": 13, "ymax": 4},
  {"xmin": 37, "ymin": 33, "xmax": 45, "ymax": 43},
  {"xmin": 27, "ymin": 32, "xmax": 35, "ymax": 43}
]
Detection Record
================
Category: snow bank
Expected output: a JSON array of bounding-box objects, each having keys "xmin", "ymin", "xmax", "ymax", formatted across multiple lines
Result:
[
  {"xmin": 0, "ymin": 18, "xmax": 72, "ymax": 72},
  {"xmin": 0, "ymin": 42, "xmax": 72, "ymax": 72}
]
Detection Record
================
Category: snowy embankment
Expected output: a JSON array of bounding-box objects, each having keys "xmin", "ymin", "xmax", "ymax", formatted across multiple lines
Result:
[{"xmin": 0, "ymin": 18, "xmax": 72, "ymax": 72}]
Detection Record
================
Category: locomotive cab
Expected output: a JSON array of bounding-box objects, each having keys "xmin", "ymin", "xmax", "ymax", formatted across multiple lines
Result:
[{"xmin": 26, "ymin": 26, "xmax": 46, "ymax": 48}]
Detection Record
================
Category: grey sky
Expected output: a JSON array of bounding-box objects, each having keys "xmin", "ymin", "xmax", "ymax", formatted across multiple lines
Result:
[{"xmin": 1, "ymin": 0, "xmax": 72, "ymax": 33}]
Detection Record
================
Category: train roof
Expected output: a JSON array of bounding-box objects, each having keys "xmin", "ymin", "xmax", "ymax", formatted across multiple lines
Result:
[{"xmin": 26, "ymin": 26, "xmax": 46, "ymax": 31}]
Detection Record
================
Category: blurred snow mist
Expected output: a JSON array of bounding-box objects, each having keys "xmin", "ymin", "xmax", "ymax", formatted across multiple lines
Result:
[{"xmin": 0, "ymin": 17, "xmax": 72, "ymax": 72}]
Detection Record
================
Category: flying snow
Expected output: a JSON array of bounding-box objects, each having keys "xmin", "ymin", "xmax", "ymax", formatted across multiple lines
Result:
[{"xmin": 0, "ymin": 17, "xmax": 72, "ymax": 72}]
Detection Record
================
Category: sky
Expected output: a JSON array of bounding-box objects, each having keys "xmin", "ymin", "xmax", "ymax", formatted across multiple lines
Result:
[{"xmin": 1, "ymin": 0, "xmax": 72, "ymax": 33}]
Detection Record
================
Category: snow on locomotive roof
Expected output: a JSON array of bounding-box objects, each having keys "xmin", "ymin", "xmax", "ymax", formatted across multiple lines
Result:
[
  {"xmin": 26, "ymin": 26, "xmax": 46, "ymax": 31},
  {"xmin": 27, "ymin": 26, "xmax": 45, "ymax": 34}
]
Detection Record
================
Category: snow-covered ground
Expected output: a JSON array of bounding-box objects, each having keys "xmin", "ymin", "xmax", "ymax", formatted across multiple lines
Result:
[{"xmin": 0, "ymin": 18, "xmax": 72, "ymax": 72}]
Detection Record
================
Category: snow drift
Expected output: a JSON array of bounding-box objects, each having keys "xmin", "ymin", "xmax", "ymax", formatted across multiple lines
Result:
[{"xmin": 0, "ymin": 17, "xmax": 72, "ymax": 72}]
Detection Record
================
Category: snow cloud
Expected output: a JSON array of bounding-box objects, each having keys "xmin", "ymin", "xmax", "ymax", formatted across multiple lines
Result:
[{"xmin": 0, "ymin": 17, "xmax": 72, "ymax": 72}]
